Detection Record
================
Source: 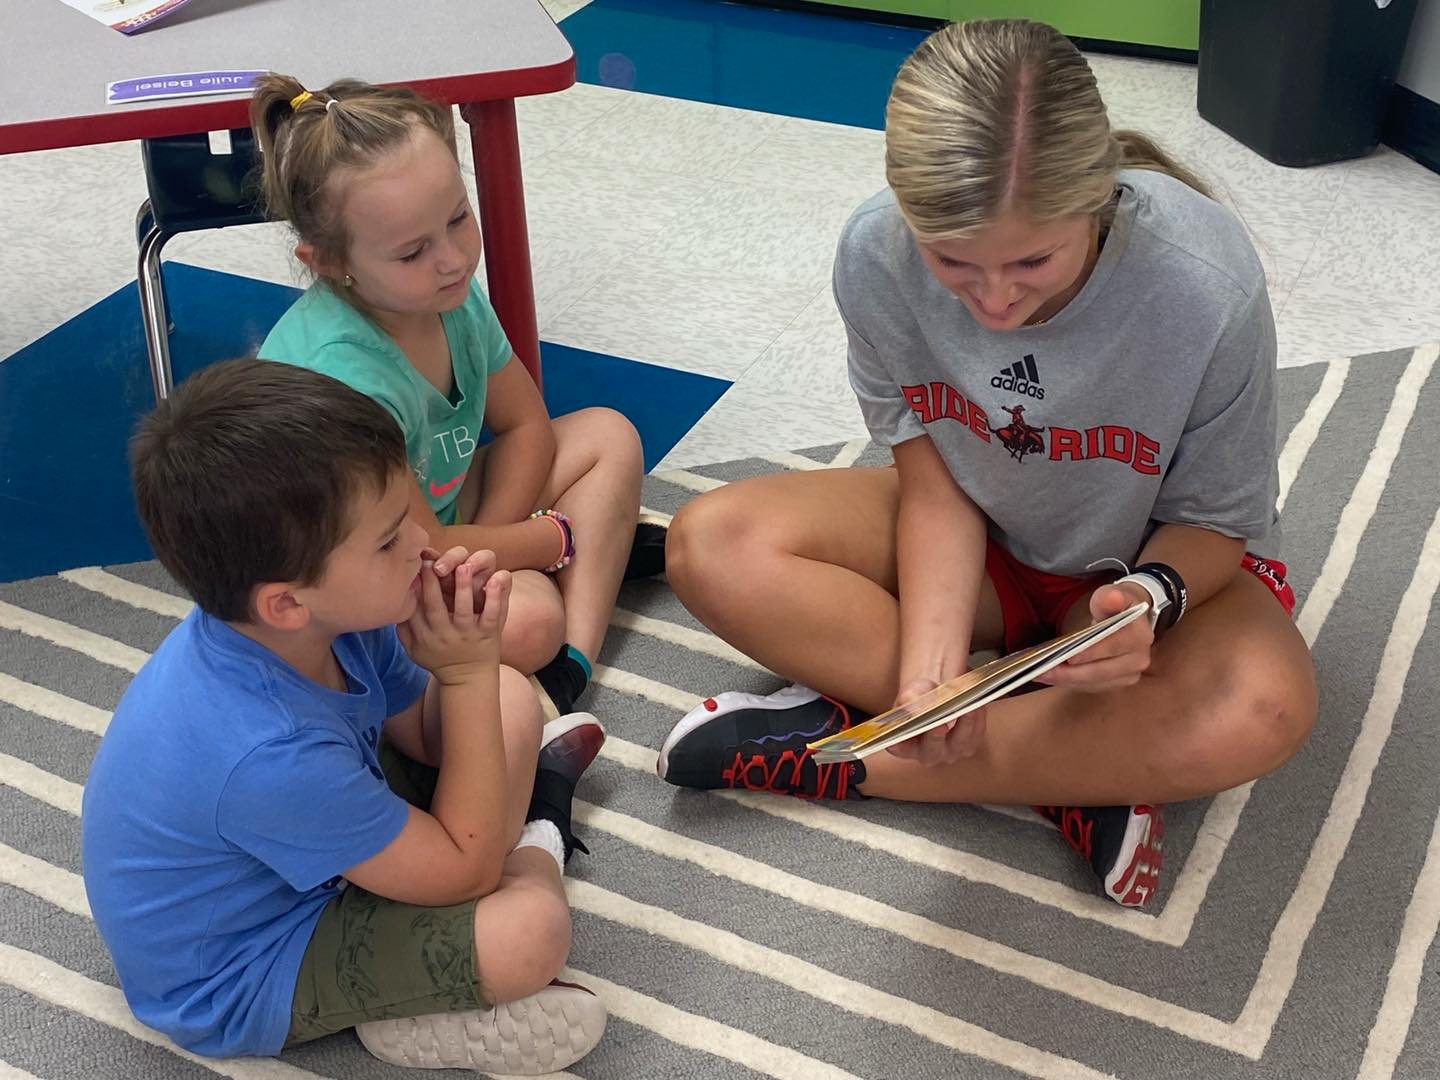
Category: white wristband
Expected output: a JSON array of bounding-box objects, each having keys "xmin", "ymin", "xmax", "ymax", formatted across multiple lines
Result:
[{"xmin": 1115, "ymin": 571, "xmax": 1170, "ymax": 631}]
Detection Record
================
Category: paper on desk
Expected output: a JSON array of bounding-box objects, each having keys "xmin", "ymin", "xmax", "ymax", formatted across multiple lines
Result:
[{"xmin": 59, "ymin": 0, "xmax": 198, "ymax": 35}]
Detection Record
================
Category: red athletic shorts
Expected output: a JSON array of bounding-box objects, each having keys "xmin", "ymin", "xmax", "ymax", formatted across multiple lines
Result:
[{"xmin": 984, "ymin": 542, "xmax": 1297, "ymax": 653}]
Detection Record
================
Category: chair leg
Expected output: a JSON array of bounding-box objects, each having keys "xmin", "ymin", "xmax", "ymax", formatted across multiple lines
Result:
[
  {"xmin": 136, "ymin": 217, "xmax": 175, "ymax": 403},
  {"xmin": 134, "ymin": 201, "xmax": 175, "ymax": 334}
]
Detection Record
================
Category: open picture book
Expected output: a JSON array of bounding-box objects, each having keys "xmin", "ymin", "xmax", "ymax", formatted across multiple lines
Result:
[{"xmin": 808, "ymin": 600, "xmax": 1151, "ymax": 763}]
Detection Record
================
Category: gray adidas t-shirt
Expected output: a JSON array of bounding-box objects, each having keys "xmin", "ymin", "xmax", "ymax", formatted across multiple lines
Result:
[{"xmin": 836, "ymin": 169, "xmax": 1279, "ymax": 576}]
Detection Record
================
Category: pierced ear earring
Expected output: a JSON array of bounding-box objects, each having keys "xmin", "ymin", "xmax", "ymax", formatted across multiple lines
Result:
[{"xmin": 342, "ymin": 274, "xmax": 354, "ymax": 287}]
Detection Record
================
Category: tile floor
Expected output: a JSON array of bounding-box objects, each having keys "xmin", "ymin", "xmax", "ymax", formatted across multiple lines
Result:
[{"xmin": 2, "ymin": 0, "xmax": 1438, "ymax": 476}]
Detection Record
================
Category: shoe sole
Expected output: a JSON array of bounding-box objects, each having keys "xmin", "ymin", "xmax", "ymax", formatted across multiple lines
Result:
[
  {"xmin": 1104, "ymin": 805, "xmax": 1165, "ymax": 907},
  {"xmin": 656, "ymin": 684, "xmax": 821, "ymax": 780},
  {"xmin": 356, "ymin": 984, "xmax": 607, "ymax": 1073},
  {"xmin": 538, "ymin": 712, "xmax": 606, "ymax": 785},
  {"xmin": 541, "ymin": 712, "xmax": 605, "ymax": 747}
]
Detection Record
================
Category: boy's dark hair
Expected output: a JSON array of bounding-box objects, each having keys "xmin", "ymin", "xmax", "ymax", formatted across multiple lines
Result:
[{"xmin": 130, "ymin": 359, "xmax": 407, "ymax": 622}]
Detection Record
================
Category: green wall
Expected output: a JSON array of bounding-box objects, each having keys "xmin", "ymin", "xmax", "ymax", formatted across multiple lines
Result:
[{"xmin": 816, "ymin": 1, "xmax": 1201, "ymax": 51}]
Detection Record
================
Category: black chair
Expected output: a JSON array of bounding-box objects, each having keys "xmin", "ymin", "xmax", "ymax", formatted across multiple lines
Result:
[{"xmin": 136, "ymin": 129, "xmax": 265, "ymax": 401}]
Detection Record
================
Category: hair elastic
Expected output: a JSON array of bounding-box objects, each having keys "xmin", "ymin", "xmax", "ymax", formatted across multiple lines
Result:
[
  {"xmin": 529, "ymin": 508, "xmax": 575, "ymax": 574},
  {"xmin": 289, "ymin": 90, "xmax": 312, "ymax": 110},
  {"xmin": 325, "ymin": 98, "xmax": 339, "ymax": 113}
]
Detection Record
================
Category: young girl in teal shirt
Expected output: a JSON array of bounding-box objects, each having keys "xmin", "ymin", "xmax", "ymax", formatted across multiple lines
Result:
[{"xmin": 254, "ymin": 74, "xmax": 661, "ymax": 719}]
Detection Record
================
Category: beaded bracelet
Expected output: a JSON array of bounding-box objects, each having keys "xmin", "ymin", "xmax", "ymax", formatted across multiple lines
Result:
[{"xmin": 530, "ymin": 508, "xmax": 575, "ymax": 573}]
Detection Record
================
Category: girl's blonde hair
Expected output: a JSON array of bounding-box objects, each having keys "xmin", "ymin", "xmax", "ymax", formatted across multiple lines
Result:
[
  {"xmin": 249, "ymin": 73, "xmax": 457, "ymax": 264},
  {"xmin": 885, "ymin": 19, "xmax": 1211, "ymax": 241}
]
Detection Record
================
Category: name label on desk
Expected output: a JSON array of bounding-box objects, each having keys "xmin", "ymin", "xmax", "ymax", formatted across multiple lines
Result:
[{"xmin": 107, "ymin": 70, "xmax": 265, "ymax": 106}]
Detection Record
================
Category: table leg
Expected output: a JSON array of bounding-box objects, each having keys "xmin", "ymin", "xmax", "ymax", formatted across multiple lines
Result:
[{"xmin": 461, "ymin": 99, "xmax": 542, "ymax": 389}]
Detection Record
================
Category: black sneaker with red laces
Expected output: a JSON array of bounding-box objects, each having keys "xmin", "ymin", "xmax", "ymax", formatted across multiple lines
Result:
[
  {"xmin": 1035, "ymin": 803, "xmax": 1165, "ymax": 907},
  {"xmin": 657, "ymin": 685, "xmax": 868, "ymax": 800}
]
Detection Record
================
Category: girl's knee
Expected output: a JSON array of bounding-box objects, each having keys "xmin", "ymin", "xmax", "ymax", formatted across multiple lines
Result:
[
  {"xmin": 1212, "ymin": 629, "xmax": 1316, "ymax": 773},
  {"xmin": 1166, "ymin": 645, "xmax": 1316, "ymax": 788},
  {"xmin": 595, "ymin": 409, "xmax": 643, "ymax": 485},
  {"xmin": 571, "ymin": 408, "xmax": 642, "ymax": 469},
  {"xmin": 1240, "ymin": 654, "xmax": 1317, "ymax": 771},
  {"xmin": 667, "ymin": 491, "xmax": 746, "ymax": 598},
  {"xmin": 500, "ymin": 573, "xmax": 566, "ymax": 672},
  {"xmin": 668, "ymin": 487, "xmax": 789, "ymax": 593},
  {"xmin": 597, "ymin": 407, "xmax": 641, "ymax": 454}
]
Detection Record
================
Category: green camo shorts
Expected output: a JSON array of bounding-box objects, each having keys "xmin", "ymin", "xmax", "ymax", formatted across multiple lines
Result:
[{"xmin": 284, "ymin": 740, "xmax": 486, "ymax": 1047}]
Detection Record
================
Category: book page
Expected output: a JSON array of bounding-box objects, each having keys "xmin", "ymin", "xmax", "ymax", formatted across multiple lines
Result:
[{"xmin": 809, "ymin": 601, "xmax": 1149, "ymax": 762}]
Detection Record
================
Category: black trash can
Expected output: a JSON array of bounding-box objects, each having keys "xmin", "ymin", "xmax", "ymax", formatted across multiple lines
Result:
[{"xmin": 1197, "ymin": 0, "xmax": 1420, "ymax": 167}]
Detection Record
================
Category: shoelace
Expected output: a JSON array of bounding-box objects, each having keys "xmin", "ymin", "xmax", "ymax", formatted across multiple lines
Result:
[
  {"xmin": 722, "ymin": 697, "xmax": 857, "ymax": 800},
  {"xmin": 1039, "ymin": 805, "xmax": 1096, "ymax": 861}
]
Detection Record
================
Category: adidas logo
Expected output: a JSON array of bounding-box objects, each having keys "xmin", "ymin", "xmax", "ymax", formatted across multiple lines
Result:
[{"xmin": 991, "ymin": 354, "xmax": 1046, "ymax": 399}]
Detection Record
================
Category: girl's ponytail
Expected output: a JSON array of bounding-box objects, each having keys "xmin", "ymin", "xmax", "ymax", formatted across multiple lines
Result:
[
  {"xmin": 1113, "ymin": 130, "xmax": 1213, "ymax": 200},
  {"xmin": 248, "ymin": 72, "xmax": 312, "ymax": 225},
  {"xmin": 246, "ymin": 72, "xmax": 456, "ymax": 264}
]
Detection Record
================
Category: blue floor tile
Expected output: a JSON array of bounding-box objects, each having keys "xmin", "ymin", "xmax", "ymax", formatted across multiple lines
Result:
[
  {"xmin": 0, "ymin": 264, "xmax": 727, "ymax": 582},
  {"xmin": 563, "ymin": 0, "xmax": 926, "ymax": 129}
]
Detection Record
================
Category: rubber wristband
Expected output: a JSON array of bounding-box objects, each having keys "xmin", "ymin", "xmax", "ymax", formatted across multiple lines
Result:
[{"xmin": 1135, "ymin": 562, "xmax": 1187, "ymax": 631}]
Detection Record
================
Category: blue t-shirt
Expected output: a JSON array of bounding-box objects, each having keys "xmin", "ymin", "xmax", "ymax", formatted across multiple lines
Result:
[{"xmin": 81, "ymin": 611, "xmax": 428, "ymax": 1057}]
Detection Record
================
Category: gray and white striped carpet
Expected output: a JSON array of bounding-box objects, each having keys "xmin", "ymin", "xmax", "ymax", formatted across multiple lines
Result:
[{"xmin": 3, "ymin": 344, "xmax": 1439, "ymax": 1079}]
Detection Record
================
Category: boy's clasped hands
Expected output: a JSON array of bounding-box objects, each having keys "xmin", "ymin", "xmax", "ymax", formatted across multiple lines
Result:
[{"xmin": 398, "ymin": 546, "xmax": 511, "ymax": 685}]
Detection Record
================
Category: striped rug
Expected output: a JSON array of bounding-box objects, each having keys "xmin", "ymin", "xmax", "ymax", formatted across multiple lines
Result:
[{"xmin": 2, "ymin": 345, "xmax": 1439, "ymax": 1079}]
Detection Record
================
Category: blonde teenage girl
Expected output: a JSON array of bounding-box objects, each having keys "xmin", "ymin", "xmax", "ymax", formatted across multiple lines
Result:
[
  {"xmin": 657, "ymin": 20, "xmax": 1316, "ymax": 908},
  {"xmin": 253, "ymin": 75, "xmax": 665, "ymax": 725}
]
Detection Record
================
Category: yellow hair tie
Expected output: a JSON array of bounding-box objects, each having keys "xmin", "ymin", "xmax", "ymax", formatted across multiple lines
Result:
[{"xmin": 289, "ymin": 90, "xmax": 312, "ymax": 110}]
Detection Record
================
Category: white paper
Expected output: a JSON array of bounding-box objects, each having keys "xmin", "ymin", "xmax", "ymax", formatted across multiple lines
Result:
[{"xmin": 60, "ymin": 0, "xmax": 198, "ymax": 35}]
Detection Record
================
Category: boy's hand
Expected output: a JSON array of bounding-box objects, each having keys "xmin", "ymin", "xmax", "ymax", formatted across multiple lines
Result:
[
  {"xmin": 421, "ymin": 547, "xmax": 496, "ymax": 611},
  {"xmin": 886, "ymin": 676, "xmax": 986, "ymax": 765},
  {"xmin": 1037, "ymin": 583, "xmax": 1153, "ymax": 691},
  {"xmin": 399, "ymin": 559, "xmax": 511, "ymax": 685}
]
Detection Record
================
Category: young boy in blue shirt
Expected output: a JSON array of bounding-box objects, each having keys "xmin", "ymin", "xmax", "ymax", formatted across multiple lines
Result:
[{"xmin": 82, "ymin": 359, "xmax": 608, "ymax": 1074}]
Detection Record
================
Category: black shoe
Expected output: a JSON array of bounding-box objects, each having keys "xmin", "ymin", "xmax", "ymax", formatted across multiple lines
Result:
[
  {"xmin": 528, "ymin": 713, "xmax": 605, "ymax": 862},
  {"xmin": 1034, "ymin": 804, "xmax": 1165, "ymax": 907},
  {"xmin": 624, "ymin": 521, "xmax": 667, "ymax": 581},
  {"xmin": 656, "ymin": 685, "xmax": 867, "ymax": 800},
  {"xmin": 530, "ymin": 646, "xmax": 590, "ymax": 721}
]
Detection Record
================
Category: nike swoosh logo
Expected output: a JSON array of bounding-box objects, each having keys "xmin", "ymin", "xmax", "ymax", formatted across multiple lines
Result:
[{"xmin": 428, "ymin": 474, "xmax": 466, "ymax": 499}]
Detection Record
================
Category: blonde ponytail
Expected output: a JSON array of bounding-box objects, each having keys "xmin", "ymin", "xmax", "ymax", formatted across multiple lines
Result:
[{"xmin": 1113, "ymin": 129, "xmax": 1213, "ymax": 200}]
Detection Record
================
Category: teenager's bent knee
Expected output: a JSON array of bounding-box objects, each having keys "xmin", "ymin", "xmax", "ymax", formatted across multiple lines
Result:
[
  {"xmin": 1168, "ymin": 647, "xmax": 1316, "ymax": 789},
  {"xmin": 666, "ymin": 490, "xmax": 754, "ymax": 600},
  {"xmin": 1241, "ymin": 657, "xmax": 1317, "ymax": 773}
]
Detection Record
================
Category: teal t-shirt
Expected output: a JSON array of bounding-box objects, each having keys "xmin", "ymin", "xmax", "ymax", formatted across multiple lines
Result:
[{"xmin": 259, "ymin": 282, "xmax": 513, "ymax": 524}]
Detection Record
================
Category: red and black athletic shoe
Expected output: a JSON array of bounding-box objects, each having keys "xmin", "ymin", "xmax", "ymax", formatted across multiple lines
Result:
[
  {"xmin": 656, "ymin": 685, "xmax": 867, "ymax": 800},
  {"xmin": 1035, "ymin": 803, "xmax": 1165, "ymax": 907},
  {"xmin": 528, "ymin": 713, "xmax": 606, "ymax": 862}
]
